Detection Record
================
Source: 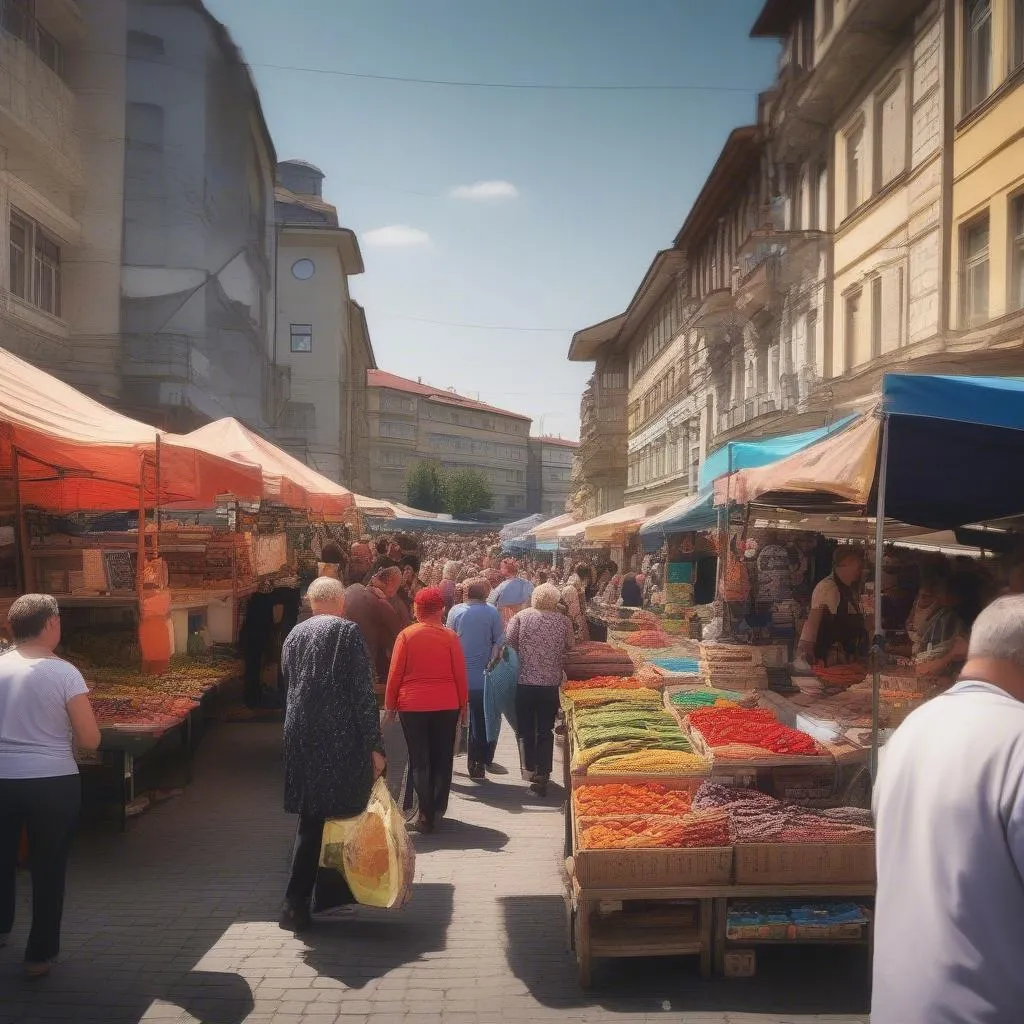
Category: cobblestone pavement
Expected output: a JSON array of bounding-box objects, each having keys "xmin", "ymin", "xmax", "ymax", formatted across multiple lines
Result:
[{"xmin": 0, "ymin": 722, "xmax": 870, "ymax": 1023}]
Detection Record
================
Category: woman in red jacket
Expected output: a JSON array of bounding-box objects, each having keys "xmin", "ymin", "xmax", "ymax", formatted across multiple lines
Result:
[{"xmin": 384, "ymin": 587, "xmax": 468, "ymax": 833}]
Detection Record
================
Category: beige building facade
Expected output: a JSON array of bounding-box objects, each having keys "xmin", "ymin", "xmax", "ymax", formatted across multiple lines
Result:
[
  {"xmin": 366, "ymin": 370, "xmax": 532, "ymax": 514},
  {"xmin": 527, "ymin": 436, "xmax": 578, "ymax": 517},
  {"xmin": 274, "ymin": 159, "xmax": 368, "ymax": 486},
  {"xmin": 571, "ymin": 0, "xmax": 1024, "ymax": 515}
]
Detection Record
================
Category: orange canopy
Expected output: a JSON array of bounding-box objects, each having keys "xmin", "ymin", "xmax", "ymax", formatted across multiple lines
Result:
[
  {"xmin": 180, "ymin": 418, "xmax": 354, "ymax": 514},
  {"xmin": 0, "ymin": 348, "xmax": 262, "ymax": 511}
]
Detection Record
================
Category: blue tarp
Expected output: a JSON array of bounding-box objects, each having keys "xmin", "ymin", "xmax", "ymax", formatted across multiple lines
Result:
[
  {"xmin": 698, "ymin": 415, "xmax": 857, "ymax": 491},
  {"xmin": 879, "ymin": 375, "xmax": 1024, "ymax": 528},
  {"xmin": 639, "ymin": 489, "xmax": 718, "ymax": 550},
  {"xmin": 365, "ymin": 516, "xmax": 489, "ymax": 534}
]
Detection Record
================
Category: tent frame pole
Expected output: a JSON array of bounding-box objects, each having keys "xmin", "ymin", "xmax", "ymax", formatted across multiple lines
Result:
[{"xmin": 870, "ymin": 413, "xmax": 890, "ymax": 781}]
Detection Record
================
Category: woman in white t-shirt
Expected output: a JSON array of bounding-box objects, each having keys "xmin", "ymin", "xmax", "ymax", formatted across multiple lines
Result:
[{"xmin": 0, "ymin": 594, "xmax": 100, "ymax": 978}]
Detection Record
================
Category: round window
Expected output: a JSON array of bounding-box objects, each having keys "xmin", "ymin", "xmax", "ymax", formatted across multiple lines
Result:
[{"xmin": 291, "ymin": 258, "xmax": 316, "ymax": 281}]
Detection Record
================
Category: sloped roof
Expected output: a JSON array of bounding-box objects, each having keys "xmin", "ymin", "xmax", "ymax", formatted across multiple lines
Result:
[{"xmin": 367, "ymin": 369, "xmax": 531, "ymax": 422}]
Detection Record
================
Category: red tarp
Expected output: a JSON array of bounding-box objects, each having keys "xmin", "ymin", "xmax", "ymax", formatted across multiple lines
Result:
[{"xmin": 0, "ymin": 347, "xmax": 263, "ymax": 511}]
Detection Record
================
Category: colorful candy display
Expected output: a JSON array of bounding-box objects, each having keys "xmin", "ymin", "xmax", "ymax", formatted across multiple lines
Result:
[
  {"xmin": 573, "ymin": 782, "xmax": 693, "ymax": 817},
  {"xmin": 686, "ymin": 707, "xmax": 822, "ymax": 757},
  {"xmin": 579, "ymin": 808, "xmax": 730, "ymax": 850}
]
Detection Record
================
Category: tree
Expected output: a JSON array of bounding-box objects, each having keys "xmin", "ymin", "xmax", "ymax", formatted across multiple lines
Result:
[
  {"xmin": 406, "ymin": 460, "xmax": 446, "ymax": 513},
  {"xmin": 443, "ymin": 468, "xmax": 493, "ymax": 517}
]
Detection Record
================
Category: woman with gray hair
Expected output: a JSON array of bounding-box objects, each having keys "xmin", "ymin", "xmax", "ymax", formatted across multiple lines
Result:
[
  {"xmin": 505, "ymin": 583, "xmax": 574, "ymax": 796},
  {"xmin": 0, "ymin": 594, "xmax": 101, "ymax": 977}
]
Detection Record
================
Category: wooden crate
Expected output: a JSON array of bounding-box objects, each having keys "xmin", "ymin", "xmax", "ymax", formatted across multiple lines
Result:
[
  {"xmin": 733, "ymin": 842, "xmax": 876, "ymax": 885},
  {"xmin": 572, "ymin": 845, "xmax": 734, "ymax": 888}
]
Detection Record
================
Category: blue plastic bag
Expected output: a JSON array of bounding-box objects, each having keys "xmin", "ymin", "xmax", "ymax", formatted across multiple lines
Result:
[{"xmin": 484, "ymin": 645, "xmax": 519, "ymax": 744}]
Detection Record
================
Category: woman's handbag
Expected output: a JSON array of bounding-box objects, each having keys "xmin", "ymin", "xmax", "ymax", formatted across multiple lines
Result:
[{"xmin": 483, "ymin": 645, "xmax": 519, "ymax": 744}]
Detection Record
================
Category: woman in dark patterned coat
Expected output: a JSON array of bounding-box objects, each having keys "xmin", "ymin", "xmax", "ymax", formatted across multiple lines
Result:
[{"xmin": 280, "ymin": 577, "xmax": 386, "ymax": 931}]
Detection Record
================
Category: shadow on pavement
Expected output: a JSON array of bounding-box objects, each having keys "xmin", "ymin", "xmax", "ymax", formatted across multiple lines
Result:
[
  {"xmin": 302, "ymin": 882, "xmax": 454, "ymax": 990},
  {"xmin": 412, "ymin": 818, "xmax": 509, "ymax": 853},
  {"xmin": 448, "ymin": 776, "xmax": 566, "ymax": 817},
  {"xmin": 500, "ymin": 894, "xmax": 870, "ymax": 1016}
]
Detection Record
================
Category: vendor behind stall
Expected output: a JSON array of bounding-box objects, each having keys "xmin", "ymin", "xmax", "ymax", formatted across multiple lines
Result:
[{"xmin": 794, "ymin": 545, "xmax": 868, "ymax": 671}]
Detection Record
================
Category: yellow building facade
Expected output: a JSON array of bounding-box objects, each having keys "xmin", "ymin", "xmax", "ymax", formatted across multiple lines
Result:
[{"xmin": 950, "ymin": 0, "xmax": 1024, "ymax": 342}]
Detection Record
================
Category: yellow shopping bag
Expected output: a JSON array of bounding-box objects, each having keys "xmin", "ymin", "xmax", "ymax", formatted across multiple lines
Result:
[{"xmin": 319, "ymin": 778, "xmax": 416, "ymax": 909}]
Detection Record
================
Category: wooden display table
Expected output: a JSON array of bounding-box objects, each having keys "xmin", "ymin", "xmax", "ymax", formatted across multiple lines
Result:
[{"xmin": 566, "ymin": 876, "xmax": 874, "ymax": 988}]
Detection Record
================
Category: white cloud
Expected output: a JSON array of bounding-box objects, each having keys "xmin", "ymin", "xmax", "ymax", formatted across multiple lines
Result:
[
  {"xmin": 362, "ymin": 224, "xmax": 431, "ymax": 248},
  {"xmin": 449, "ymin": 180, "xmax": 520, "ymax": 202}
]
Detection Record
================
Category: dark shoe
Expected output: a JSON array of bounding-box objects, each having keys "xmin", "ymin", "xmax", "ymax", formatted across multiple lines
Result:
[
  {"xmin": 278, "ymin": 902, "xmax": 312, "ymax": 933},
  {"xmin": 414, "ymin": 813, "xmax": 434, "ymax": 834},
  {"xmin": 468, "ymin": 761, "xmax": 485, "ymax": 780},
  {"xmin": 23, "ymin": 960, "xmax": 53, "ymax": 979},
  {"xmin": 529, "ymin": 780, "xmax": 549, "ymax": 798},
  {"xmin": 485, "ymin": 761, "xmax": 507, "ymax": 775}
]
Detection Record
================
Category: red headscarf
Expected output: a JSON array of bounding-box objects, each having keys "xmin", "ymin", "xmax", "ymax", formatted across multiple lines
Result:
[{"xmin": 413, "ymin": 586, "xmax": 445, "ymax": 620}]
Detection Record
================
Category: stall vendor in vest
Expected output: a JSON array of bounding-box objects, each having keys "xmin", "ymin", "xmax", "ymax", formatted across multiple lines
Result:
[{"xmin": 793, "ymin": 545, "xmax": 869, "ymax": 672}]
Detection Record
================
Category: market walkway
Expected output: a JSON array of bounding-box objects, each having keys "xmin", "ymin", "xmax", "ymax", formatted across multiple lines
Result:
[{"xmin": 1, "ymin": 723, "xmax": 870, "ymax": 1024}]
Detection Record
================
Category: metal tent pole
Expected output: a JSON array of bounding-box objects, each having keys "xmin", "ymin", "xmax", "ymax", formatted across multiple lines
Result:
[{"xmin": 870, "ymin": 413, "xmax": 890, "ymax": 781}]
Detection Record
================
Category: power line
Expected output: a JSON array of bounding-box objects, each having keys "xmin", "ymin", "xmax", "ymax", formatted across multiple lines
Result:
[
  {"xmin": 83, "ymin": 48, "xmax": 763, "ymax": 95},
  {"xmin": 381, "ymin": 313, "xmax": 573, "ymax": 333}
]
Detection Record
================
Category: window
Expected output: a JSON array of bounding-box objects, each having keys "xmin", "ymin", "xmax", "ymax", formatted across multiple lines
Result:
[
  {"xmin": 845, "ymin": 120, "xmax": 865, "ymax": 217},
  {"xmin": 1011, "ymin": 195, "xmax": 1024, "ymax": 311},
  {"xmin": 820, "ymin": 0, "xmax": 834, "ymax": 36},
  {"xmin": 1, "ymin": 0, "xmax": 32, "ymax": 43},
  {"xmin": 10, "ymin": 209, "xmax": 61, "ymax": 317},
  {"xmin": 126, "ymin": 102, "xmax": 164, "ymax": 152},
  {"xmin": 1016, "ymin": 0, "xmax": 1024, "ymax": 70},
  {"xmin": 877, "ymin": 266, "xmax": 906, "ymax": 352},
  {"xmin": 379, "ymin": 420, "xmax": 416, "ymax": 440},
  {"xmin": 36, "ymin": 24, "xmax": 62, "ymax": 77},
  {"xmin": 844, "ymin": 290, "xmax": 862, "ymax": 371},
  {"xmin": 291, "ymin": 259, "xmax": 315, "ymax": 280},
  {"xmin": 9, "ymin": 211, "xmax": 28, "ymax": 302},
  {"xmin": 870, "ymin": 277, "xmax": 883, "ymax": 358},
  {"xmin": 961, "ymin": 215, "xmax": 989, "ymax": 327},
  {"xmin": 127, "ymin": 29, "xmax": 165, "ymax": 58},
  {"xmin": 875, "ymin": 74, "xmax": 907, "ymax": 188},
  {"xmin": 964, "ymin": 0, "xmax": 992, "ymax": 113},
  {"xmin": 601, "ymin": 370, "xmax": 626, "ymax": 389},
  {"xmin": 289, "ymin": 324, "xmax": 312, "ymax": 353}
]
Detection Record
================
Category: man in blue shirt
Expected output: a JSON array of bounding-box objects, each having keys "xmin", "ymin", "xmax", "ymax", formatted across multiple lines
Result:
[{"xmin": 448, "ymin": 578, "xmax": 505, "ymax": 779}]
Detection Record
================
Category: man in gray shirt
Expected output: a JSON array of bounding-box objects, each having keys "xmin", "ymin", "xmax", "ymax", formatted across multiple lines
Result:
[{"xmin": 872, "ymin": 595, "xmax": 1024, "ymax": 1023}]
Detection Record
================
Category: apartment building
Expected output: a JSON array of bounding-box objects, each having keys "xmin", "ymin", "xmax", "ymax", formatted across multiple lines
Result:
[
  {"xmin": 0, "ymin": 0, "xmax": 124, "ymax": 398},
  {"xmin": 527, "ymin": 436, "xmax": 578, "ymax": 516},
  {"xmin": 274, "ymin": 159, "xmax": 370, "ymax": 487},
  {"xmin": 365, "ymin": 370, "xmax": 532, "ymax": 513},
  {"xmin": 571, "ymin": 0, "xmax": 1024, "ymax": 515},
  {"xmin": 948, "ymin": 0, "xmax": 1024, "ymax": 349}
]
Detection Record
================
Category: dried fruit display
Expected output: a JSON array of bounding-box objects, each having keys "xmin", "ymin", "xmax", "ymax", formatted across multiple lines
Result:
[
  {"xmin": 562, "ymin": 687, "xmax": 664, "ymax": 710},
  {"xmin": 812, "ymin": 662, "xmax": 868, "ymax": 692},
  {"xmin": 624, "ymin": 630, "xmax": 672, "ymax": 649},
  {"xmin": 579, "ymin": 808, "xmax": 730, "ymax": 850},
  {"xmin": 586, "ymin": 748, "xmax": 710, "ymax": 775},
  {"xmin": 687, "ymin": 707, "xmax": 822, "ymax": 757},
  {"xmin": 562, "ymin": 676, "xmax": 648, "ymax": 692},
  {"xmin": 573, "ymin": 782, "xmax": 693, "ymax": 818}
]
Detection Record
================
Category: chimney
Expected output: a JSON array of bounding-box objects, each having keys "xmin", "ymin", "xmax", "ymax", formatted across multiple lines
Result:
[{"xmin": 418, "ymin": 376, "xmax": 422, "ymax": 383}]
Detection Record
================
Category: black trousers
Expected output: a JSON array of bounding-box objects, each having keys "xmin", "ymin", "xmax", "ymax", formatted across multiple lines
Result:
[
  {"xmin": 400, "ymin": 710, "xmax": 459, "ymax": 827},
  {"xmin": 285, "ymin": 814, "xmax": 324, "ymax": 908},
  {"xmin": 515, "ymin": 685, "xmax": 560, "ymax": 779},
  {"xmin": 467, "ymin": 689, "xmax": 496, "ymax": 766},
  {"xmin": 0, "ymin": 774, "xmax": 81, "ymax": 963}
]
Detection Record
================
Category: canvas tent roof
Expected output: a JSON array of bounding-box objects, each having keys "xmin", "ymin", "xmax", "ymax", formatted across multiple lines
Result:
[
  {"xmin": 500, "ymin": 513, "xmax": 546, "ymax": 541},
  {"xmin": 531, "ymin": 512, "xmax": 579, "ymax": 541},
  {"xmin": 180, "ymin": 418, "xmax": 354, "ymax": 515},
  {"xmin": 0, "ymin": 347, "xmax": 262, "ymax": 511}
]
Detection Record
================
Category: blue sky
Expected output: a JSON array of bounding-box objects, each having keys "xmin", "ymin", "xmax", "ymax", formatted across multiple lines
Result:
[{"xmin": 205, "ymin": 0, "xmax": 778, "ymax": 440}]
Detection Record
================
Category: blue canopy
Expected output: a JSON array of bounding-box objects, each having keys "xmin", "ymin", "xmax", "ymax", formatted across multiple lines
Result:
[
  {"xmin": 880, "ymin": 374, "xmax": 1024, "ymax": 528},
  {"xmin": 698, "ymin": 415, "xmax": 857, "ymax": 491},
  {"xmin": 639, "ymin": 489, "xmax": 718, "ymax": 550},
  {"xmin": 365, "ymin": 516, "xmax": 489, "ymax": 534}
]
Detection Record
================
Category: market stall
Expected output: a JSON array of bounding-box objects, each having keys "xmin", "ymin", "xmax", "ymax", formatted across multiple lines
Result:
[{"xmin": 560, "ymin": 673, "xmax": 876, "ymax": 986}]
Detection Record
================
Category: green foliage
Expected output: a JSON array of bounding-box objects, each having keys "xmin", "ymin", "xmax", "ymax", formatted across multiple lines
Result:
[
  {"xmin": 406, "ymin": 461, "xmax": 446, "ymax": 513},
  {"xmin": 443, "ymin": 468, "xmax": 493, "ymax": 517}
]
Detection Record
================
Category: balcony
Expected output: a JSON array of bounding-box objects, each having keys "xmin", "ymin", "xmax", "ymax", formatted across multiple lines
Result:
[
  {"xmin": 769, "ymin": 0, "xmax": 917, "ymax": 160},
  {"xmin": 693, "ymin": 287, "xmax": 735, "ymax": 330},
  {"xmin": 0, "ymin": 27, "xmax": 81, "ymax": 185},
  {"xmin": 733, "ymin": 253, "xmax": 783, "ymax": 326}
]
